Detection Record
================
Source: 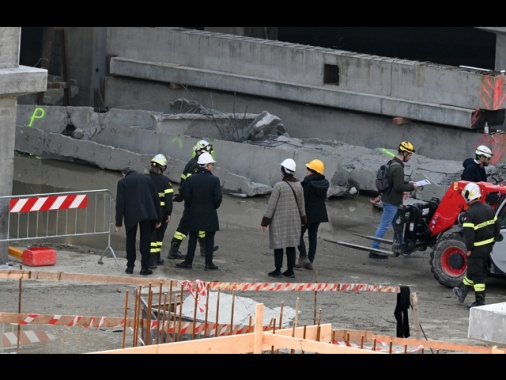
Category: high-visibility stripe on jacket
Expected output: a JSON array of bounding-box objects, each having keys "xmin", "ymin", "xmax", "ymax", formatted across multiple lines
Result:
[{"xmin": 462, "ymin": 202, "xmax": 500, "ymax": 250}]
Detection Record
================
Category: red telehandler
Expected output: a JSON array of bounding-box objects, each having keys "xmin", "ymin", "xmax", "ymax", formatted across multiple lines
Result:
[{"xmin": 331, "ymin": 180, "xmax": 506, "ymax": 288}]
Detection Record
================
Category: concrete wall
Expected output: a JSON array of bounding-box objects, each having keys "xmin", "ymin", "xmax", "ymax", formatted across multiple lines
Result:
[
  {"xmin": 15, "ymin": 104, "xmax": 471, "ymax": 204},
  {"xmin": 98, "ymin": 27, "xmax": 506, "ymax": 163},
  {"xmin": 105, "ymin": 27, "xmax": 503, "ymax": 128},
  {"xmin": 16, "ymin": 27, "xmax": 506, "ymax": 163}
]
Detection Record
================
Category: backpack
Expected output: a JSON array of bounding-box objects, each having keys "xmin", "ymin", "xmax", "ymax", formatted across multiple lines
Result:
[{"xmin": 376, "ymin": 160, "xmax": 393, "ymax": 194}]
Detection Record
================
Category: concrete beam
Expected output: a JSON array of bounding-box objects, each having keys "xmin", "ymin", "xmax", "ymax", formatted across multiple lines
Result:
[
  {"xmin": 0, "ymin": 66, "xmax": 47, "ymax": 97},
  {"xmin": 15, "ymin": 105, "xmax": 471, "ymax": 201},
  {"xmin": 109, "ymin": 57, "xmax": 476, "ymax": 129}
]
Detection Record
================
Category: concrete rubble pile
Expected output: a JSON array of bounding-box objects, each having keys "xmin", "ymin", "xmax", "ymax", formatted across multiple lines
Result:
[{"xmin": 15, "ymin": 102, "xmax": 506, "ymax": 201}]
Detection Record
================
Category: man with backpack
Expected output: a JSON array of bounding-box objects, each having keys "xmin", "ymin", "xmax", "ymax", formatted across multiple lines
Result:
[{"xmin": 369, "ymin": 141, "xmax": 419, "ymax": 259}]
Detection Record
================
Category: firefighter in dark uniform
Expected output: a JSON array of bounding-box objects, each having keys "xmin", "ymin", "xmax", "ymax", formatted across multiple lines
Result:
[
  {"xmin": 147, "ymin": 154, "xmax": 173, "ymax": 269},
  {"xmin": 167, "ymin": 139, "xmax": 219, "ymax": 259},
  {"xmin": 453, "ymin": 182, "xmax": 501, "ymax": 309}
]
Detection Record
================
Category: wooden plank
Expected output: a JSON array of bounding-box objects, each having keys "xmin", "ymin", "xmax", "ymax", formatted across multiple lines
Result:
[
  {"xmin": 0, "ymin": 269, "xmax": 180, "ymax": 287},
  {"xmin": 8, "ymin": 246, "xmax": 23, "ymax": 259}
]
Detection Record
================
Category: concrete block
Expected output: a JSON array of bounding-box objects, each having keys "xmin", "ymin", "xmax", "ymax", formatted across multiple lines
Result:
[
  {"xmin": 22, "ymin": 247, "xmax": 57, "ymax": 267},
  {"xmin": 468, "ymin": 302, "xmax": 506, "ymax": 347}
]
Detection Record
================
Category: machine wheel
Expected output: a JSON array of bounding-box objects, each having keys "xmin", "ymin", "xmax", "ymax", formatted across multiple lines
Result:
[{"xmin": 429, "ymin": 234, "xmax": 467, "ymax": 288}]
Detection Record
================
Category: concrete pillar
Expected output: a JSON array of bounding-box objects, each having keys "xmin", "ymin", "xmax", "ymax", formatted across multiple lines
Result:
[
  {"xmin": 495, "ymin": 33, "xmax": 506, "ymax": 72},
  {"xmin": 0, "ymin": 27, "xmax": 47, "ymax": 265},
  {"xmin": 63, "ymin": 27, "xmax": 107, "ymax": 108}
]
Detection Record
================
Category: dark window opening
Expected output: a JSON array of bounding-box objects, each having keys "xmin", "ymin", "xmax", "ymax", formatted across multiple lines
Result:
[{"xmin": 324, "ymin": 64, "xmax": 339, "ymax": 85}]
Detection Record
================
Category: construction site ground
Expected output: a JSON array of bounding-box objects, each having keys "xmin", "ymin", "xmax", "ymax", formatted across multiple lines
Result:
[{"xmin": 2, "ymin": 217, "xmax": 506, "ymax": 355}]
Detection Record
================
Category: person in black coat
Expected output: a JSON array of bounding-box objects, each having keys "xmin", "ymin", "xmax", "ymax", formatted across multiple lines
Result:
[
  {"xmin": 115, "ymin": 167, "xmax": 161, "ymax": 275},
  {"xmin": 176, "ymin": 152, "xmax": 222, "ymax": 270},
  {"xmin": 461, "ymin": 145, "xmax": 492, "ymax": 182},
  {"xmin": 294, "ymin": 159, "xmax": 329, "ymax": 270},
  {"xmin": 167, "ymin": 139, "xmax": 218, "ymax": 259}
]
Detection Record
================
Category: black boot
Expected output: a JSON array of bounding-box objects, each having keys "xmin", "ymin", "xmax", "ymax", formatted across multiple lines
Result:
[
  {"xmin": 149, "ymin": 254, "xmax": 158, "ymax": 269},
  {"xmin": 167, "ymin": 239, "xmax": 186, "ymax": 259},
  {"xmin": 467, "ymin": 291, "xmax": 485, "ymax": 309},
  {"xmin": 453, "ymin": 283, "xmax": 470, "ymax": 303},
  {"xmin": 156, "ymin": 252, "xmax": 164, "ymax": 265}
]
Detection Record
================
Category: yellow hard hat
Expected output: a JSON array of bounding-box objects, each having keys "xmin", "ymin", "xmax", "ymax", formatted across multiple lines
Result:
[
  {"xmin": 306, "ymin": 159, "xmax": 324, "ymax": 174},
  {"xmin": 399, "ymin": 141, "xmax": 415, "ymax": 154}
]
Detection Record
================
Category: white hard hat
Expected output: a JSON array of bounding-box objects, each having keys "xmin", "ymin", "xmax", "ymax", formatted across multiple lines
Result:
[
  {"xmin": 151, "ymin": 153, "xmax": 168, "ymax": 167},
  {"xmin": 280, "ymin": 158, "xmax": 296, "ymax": 173},
  {"xmin": 461, "ymin": 182, "xmax": 481, "ymax": 204},
  {"xmin": 475, "ymin": 145, "xmax": 493, "ymax": 158},
  {"xmin": 198, "ymin": 152, "xmax": 216, "ymax": 166}
]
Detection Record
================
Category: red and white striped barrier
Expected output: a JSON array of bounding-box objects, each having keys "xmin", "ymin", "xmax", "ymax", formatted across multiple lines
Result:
[
  {"xmin": 15, "ymin": 313, "xmax": 120, "ymax": 329},
  {"xmin": 179, "ymin": 279, "xmax": 207, "ymax": 312},
  {"xmin": 206, "ymin": 282, "xmax": 400, "ymax": 293},
  {"xmin": 2, "ymin": 329, "xmax": 56, "ymax": 347},
  {"xmin": 9, "ymin": 194, "xmax": 88, "ymax": 213}
]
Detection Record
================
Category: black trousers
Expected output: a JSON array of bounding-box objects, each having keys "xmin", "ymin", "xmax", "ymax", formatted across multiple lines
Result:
[
  {"xmin": 274, "ymin": 247, "xmax": 296, "ymax": 270},
  {"xmin": 186, "ymin": 230, "xmax": 216, "ymax": 265},
  {"xmin": 466, "ymin": 246, "xmax": 490, "ymax": 291},
  {"xmin": 298, "ymin": 222, "xmax": 320, "ymax": 263},
  {"xmin": 151, "ymin": 219, "xmax": 168, "ymax": 254},
  {"xmin": 126, "ymin": 219, "xmax": 153, "ymax": 269}
]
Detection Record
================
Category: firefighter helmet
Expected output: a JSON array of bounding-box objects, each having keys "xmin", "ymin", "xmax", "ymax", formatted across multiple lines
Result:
[
  {"xmin": 194, "ymin": 139, "xmax": 213, "ymax": 153},
  {"xmin": 462, "ymin": 182, "xmax": 481, "ymax": 204},
  {"xmin": 151, "ymin": 153, "xmax": 168, "ymax": 167},
  {"xmin": 281, "ymin": 158, "xmax": 296, "ymax": 173},
  {"xmin": 475, "ymin": 145, "xmax": 493, "ymax": 158},
  {"xmin": 306, "ymin": 159, "xmax": 324, "ymax": 174},
  {"xmin": 399, "ymin": 141, "xmax": 415, "ymax": 154},
  {"xmin": 197, "ymin": 152, "xmax": 216, "ymax": 166}
]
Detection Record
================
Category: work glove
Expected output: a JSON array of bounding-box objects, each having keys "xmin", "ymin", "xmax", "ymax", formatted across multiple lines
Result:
[{"xmin": 173, "ymin": 194, "xmax": 183, "ymax": 203}]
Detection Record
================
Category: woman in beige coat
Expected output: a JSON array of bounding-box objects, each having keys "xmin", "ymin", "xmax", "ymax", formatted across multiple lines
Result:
[{"xmin": 261, "ymin": 158, "xmax": 307, "ymax": 278}]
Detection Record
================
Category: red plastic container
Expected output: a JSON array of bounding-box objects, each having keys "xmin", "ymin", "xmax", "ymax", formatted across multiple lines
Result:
[{"xmin": 22, "ymin": 247, "xmax": 57, "ymax": 267}]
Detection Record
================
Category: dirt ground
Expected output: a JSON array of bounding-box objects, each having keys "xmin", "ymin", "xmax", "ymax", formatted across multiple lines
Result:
[{"xmin": 2, "ymin": 214, "xmax": 506, "ymax": 355}]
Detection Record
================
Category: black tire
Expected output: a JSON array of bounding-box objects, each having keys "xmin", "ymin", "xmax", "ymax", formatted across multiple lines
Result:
[{"xmin": 429, "ymin": 234, "xmax": 467, "ymax": 288}]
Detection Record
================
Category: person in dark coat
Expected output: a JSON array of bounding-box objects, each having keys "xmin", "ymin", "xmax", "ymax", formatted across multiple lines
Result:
[
  {"xmin": 115, "ymin": 167, "xmax": 161, "ymax": 275},
  {"xmin": 294, "ymin": 159, "xmax": 329, "ymax": 270},
  {"xmin": 167, "ymin": 139, "xmax": 218, "ymax": 259},
  {"xmin": 461, "ymin": 145, "xmax": 493, "ymax": 182},
  {"xmin": 176, "ymin": 152, "xmax": 222, "ymax": 270},
  {"xmin": 147, "ymin": 154, "xmax": 174, "ymax": 269}
]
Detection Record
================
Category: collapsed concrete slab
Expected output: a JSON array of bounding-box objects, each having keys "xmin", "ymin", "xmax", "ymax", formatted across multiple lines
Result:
[
  {"xmin": 178, "ymin": 291, "xmax": 296, "ymax": 328},
  {"xmin": 15, "ymin": 104, "xmax": 506, "ymax": 201}
]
